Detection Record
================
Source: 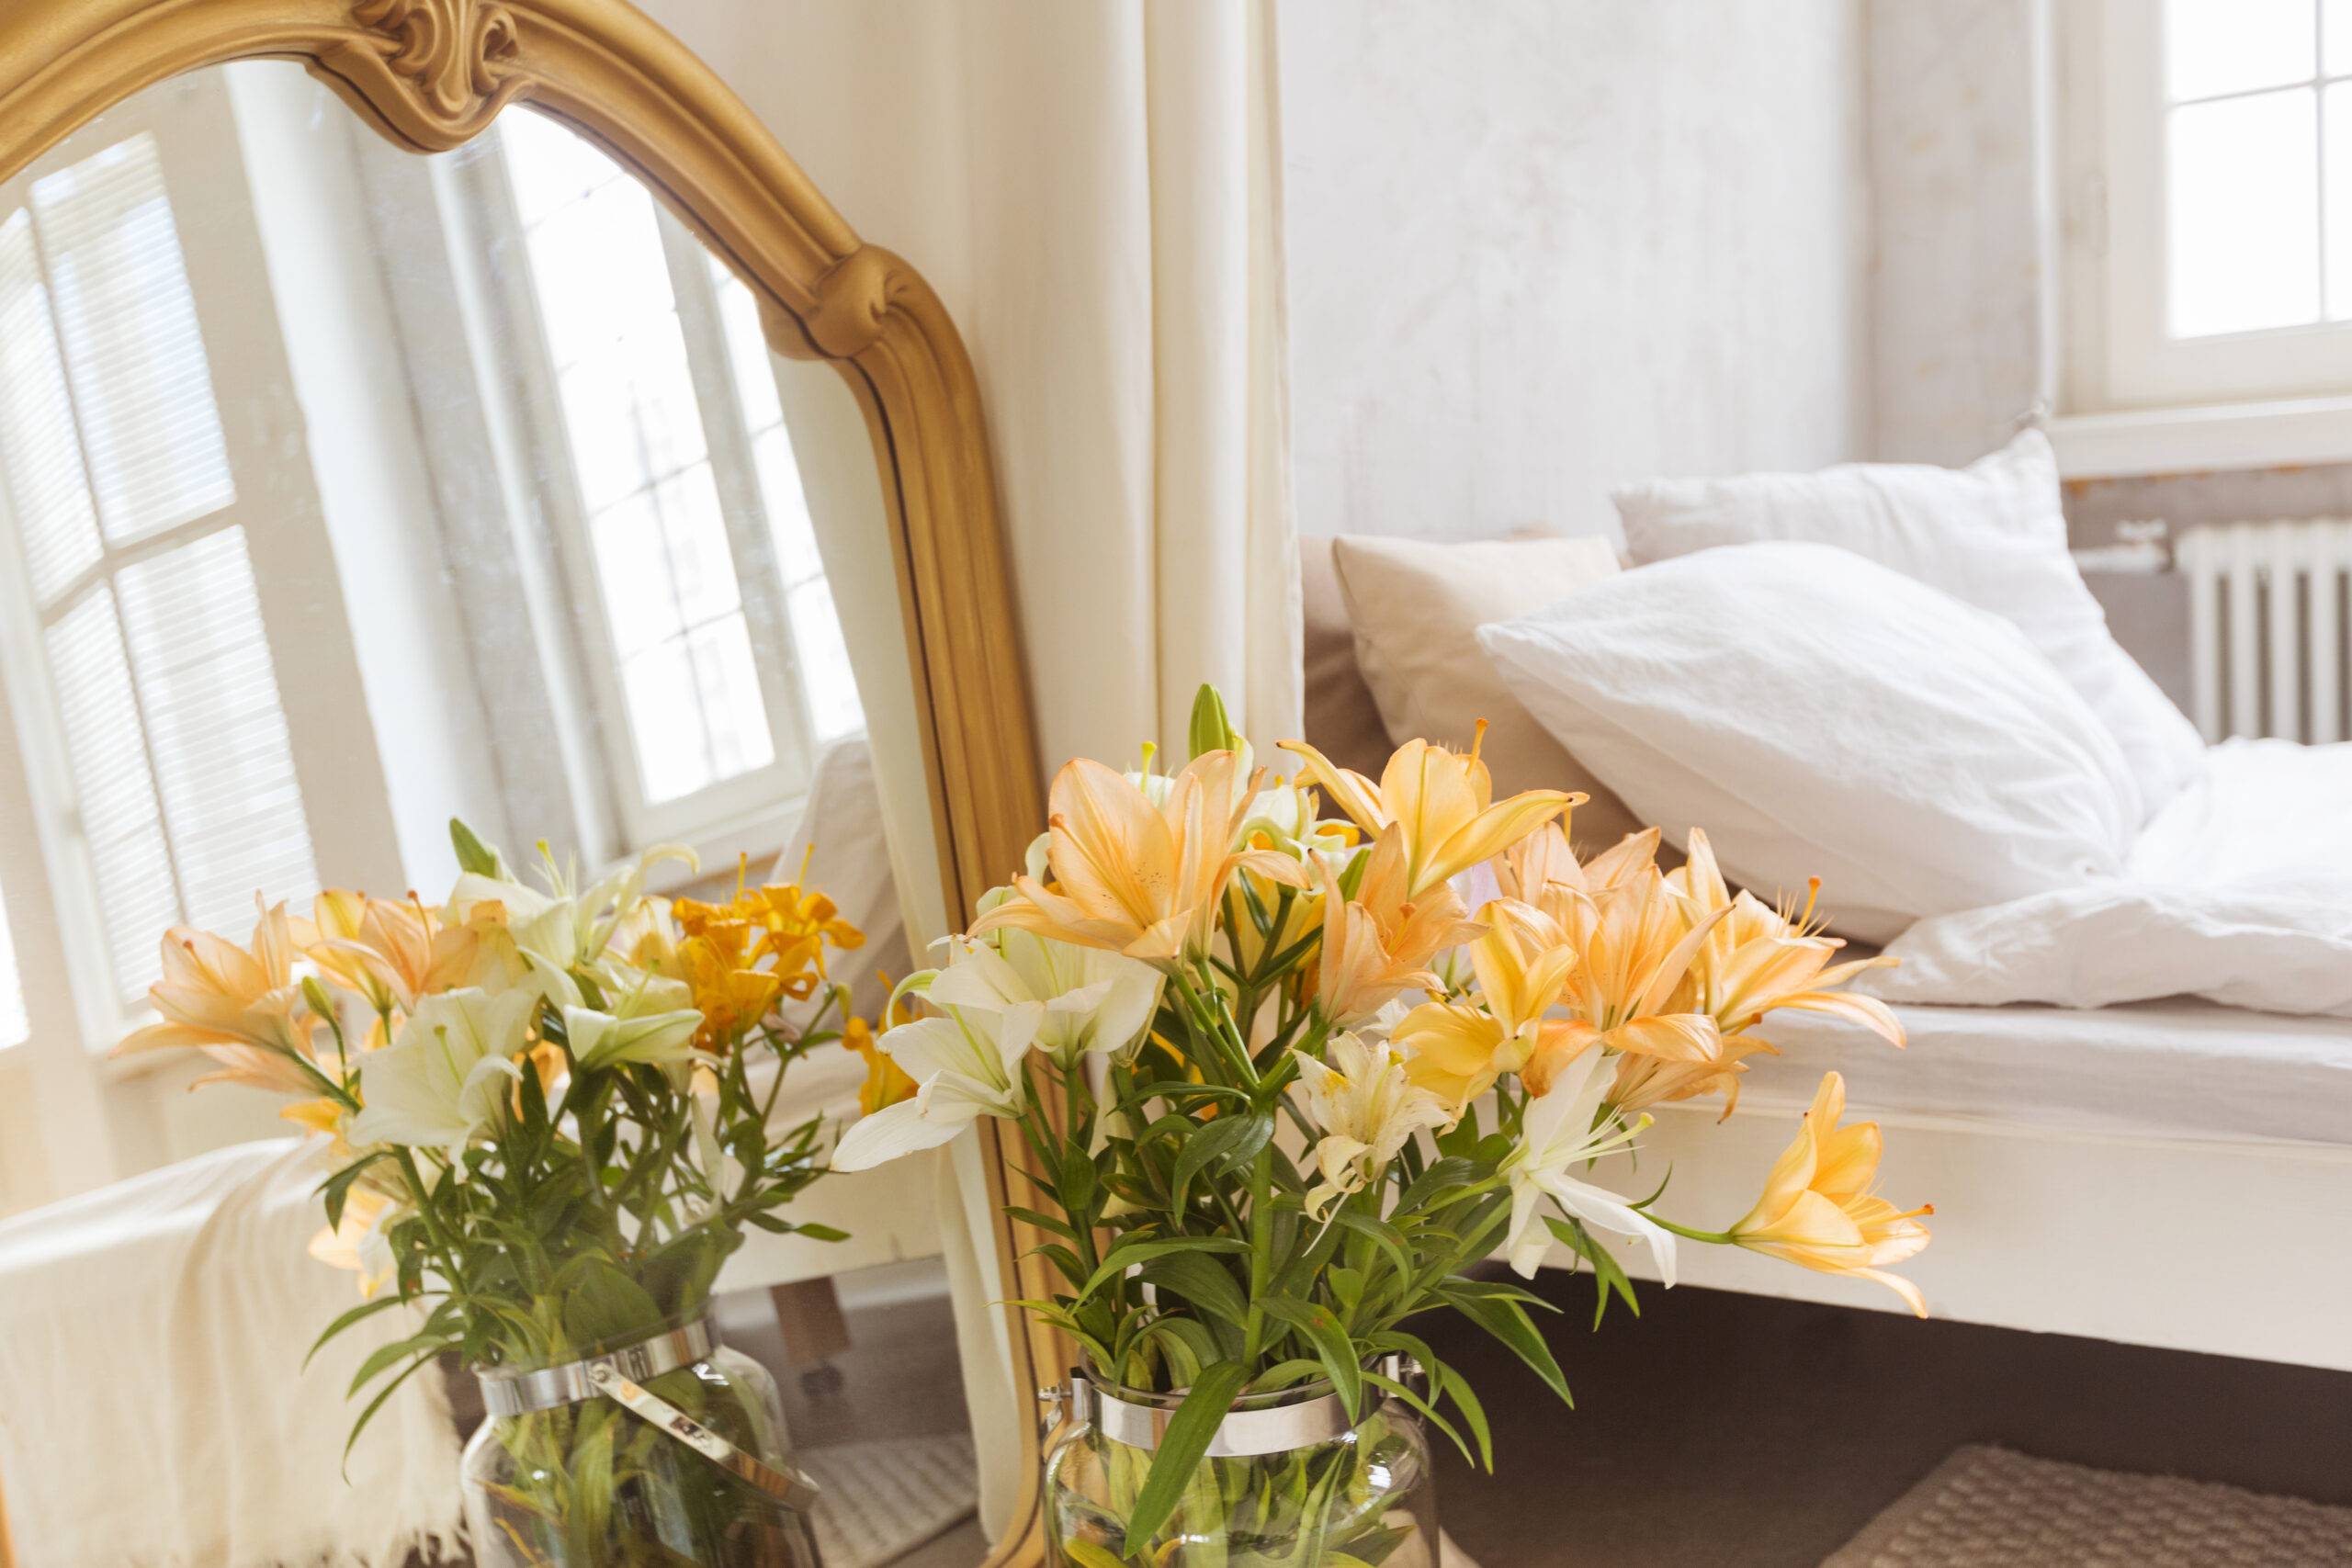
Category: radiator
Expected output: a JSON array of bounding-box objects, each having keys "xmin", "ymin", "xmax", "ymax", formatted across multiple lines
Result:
[{"xmin": 2175, "ymin": 518, "xmax": 2352, "ymax": 743}]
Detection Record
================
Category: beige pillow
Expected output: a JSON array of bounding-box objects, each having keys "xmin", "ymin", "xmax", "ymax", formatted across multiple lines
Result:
[
  {"xmin": 1331, "ymin": 535, "xmax": 1642, "ymax": 852},
  {"xmin": 1298, "ymin": 537, "xmax": 1396, "ymax": 779}
]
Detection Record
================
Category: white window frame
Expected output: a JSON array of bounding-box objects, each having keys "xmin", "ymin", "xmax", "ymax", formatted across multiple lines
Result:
[
  {"xmin": 445, "ymin": 130, "xmax": 833, "ymax": 858},
  {"xmin": 2074, "ymin": 0, "xmax": 2352, "ymax": 411},
  {"xmin": 0, "ymin": 74, "xmax": 400, "ymax": 1066}
]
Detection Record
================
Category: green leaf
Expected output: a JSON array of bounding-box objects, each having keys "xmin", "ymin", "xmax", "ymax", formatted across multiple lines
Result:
[
  {"xmin": 1434, "ymin": 1355, "xmax": 1495, "ymax": 1472},
  {"xmin": 1363, "ymin": 1369, "xmax": 1474, "ymax": 1469},
  {"xmin": 1073, "ymin": 1235, "xmax": 1247, "ymax": 1308},
  {"xmin": 1395, "ymin": 1156, "xmax": 1482, "ymax": 1214},
  {"xmin": 1062, "ymin": 1541, "xmax": 1130, "ymax": 1568},
  {"xmin": 313, "ymin": 1151, "xmax": 389, "ymax": 1235},
  {"xmin": 348, "ymin": 1327, "xmax": 452, "ymax": 1400},
  {"xmin": 1138, "ymin": 1250, "xmax": 1250, "ymax": 1335},
  {"xmin": 1170, "ymin": 1109, "xmax": 1273, "ymax": 1211},
  {"xmin": 1005, "ymin": 1205, "xmax": 1080, "ymax": 1241},
  {"xmin": 560, "ymin": 1258, "xmax": 663, "ymax": 1349},
  {"xmin": 1545, "ymin": 1214, "xmax": 1641, "ymax": 1329},
  {"xmin": 1435, "ymin": 1280, "xmax": 1572, "ymax": 1407},
  {"xmin": 341, "ymin": 1349, "xmax": 438, "ymax": 1476},
  {"xmin": 1327, "ymin": 1207, "xmax": 1412, "ymax": 1283},
  {"xmin": 303, "ymin": 1293, "xmax": 409, "ymax": 1372},
  {"xmin": 1120, "ymin": 1359, "xmax": 1251, "ymax": 1556},
  {"xmin": 1259, "ymin": 1293, "xmax": 1362, "ymax": 1420}
]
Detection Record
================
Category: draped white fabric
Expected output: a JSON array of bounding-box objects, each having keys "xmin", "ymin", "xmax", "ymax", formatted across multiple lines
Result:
[{"xmin": 639, "ymin": 0, "xmax": 1304, "ymax": 769}]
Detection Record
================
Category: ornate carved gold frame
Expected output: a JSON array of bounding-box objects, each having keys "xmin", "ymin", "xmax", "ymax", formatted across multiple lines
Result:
[{"xmin": 0, "ymin": 1, "xmax": 1056, "ymax": 1561}]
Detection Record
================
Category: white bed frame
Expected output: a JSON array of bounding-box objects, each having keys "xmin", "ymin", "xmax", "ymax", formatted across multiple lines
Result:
[{"xmin": 1560, "ymin": 1096, "xmax": 2352, "ymax": 1373}]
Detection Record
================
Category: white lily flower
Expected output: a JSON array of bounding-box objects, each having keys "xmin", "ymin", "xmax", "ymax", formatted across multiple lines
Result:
[
  {"xmin": 351, "ymin": 988, "xmax": 537, "ymax": 1169},
  {"xmin": 830, "ymin": 999, "xmax": 1044, "ymax": 1171},
  {"xmin": 1292, "ymin": 1032, "xmax": 1452, "ymax": 1217},
  {"xmin": 1502, "ymin": 1045, "xmax": 1678, "ymax": 1282},
  {"xmin": 563, "ymin": 1005, "xmax": 705, "ymax": 1072},
  {"xmin": 447, "ymin": 841, "xmax": 697, "ymax": 971},
  {"xmin": 926, "ymin": 932, "xmax": 1161, "ymax": 1066}
]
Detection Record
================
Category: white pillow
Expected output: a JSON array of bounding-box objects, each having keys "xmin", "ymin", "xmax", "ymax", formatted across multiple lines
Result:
[
  {"xmin": 1476, "ymin": 542, "xmax": 2139, "ymax": 943},
  {"xmin": 1611, "ymin": 431, "xmax": 2203, "ymax": 825}
]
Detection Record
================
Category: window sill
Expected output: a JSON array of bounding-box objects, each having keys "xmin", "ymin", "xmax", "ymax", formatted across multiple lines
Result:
[{"xmin": 2050, "ymin": 397, "xmax": 2352, "ymax": 480}]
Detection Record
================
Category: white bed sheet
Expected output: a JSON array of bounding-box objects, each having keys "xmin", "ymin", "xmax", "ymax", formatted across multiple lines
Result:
[{"xmin": 1749, "ymin": 998, "xmax": 2352, "ymax": 1149}]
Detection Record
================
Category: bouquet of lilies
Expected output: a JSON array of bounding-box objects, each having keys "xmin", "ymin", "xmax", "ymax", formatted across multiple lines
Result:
[
  {"xmin": 835, "ymin": 687, "xmax": 1930, "ymax": 1560},
  {"xmin": 118, "ymin": 820, "xmax": 865, "ymax": 1552}
]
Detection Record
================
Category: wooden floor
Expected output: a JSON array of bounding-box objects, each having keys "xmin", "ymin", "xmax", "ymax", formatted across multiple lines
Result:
[{"xmin": 1414, "ymin": 1267, "xmax": 2352, "ymax": 1568}]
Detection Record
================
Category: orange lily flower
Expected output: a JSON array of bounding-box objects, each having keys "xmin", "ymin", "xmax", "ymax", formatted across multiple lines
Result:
[
  {"xmin": 970, "ymin": 750, "xmax": 1306, "ymax": 964},
  {"xmin": 1497, "ymin": 822, "xmax": 1662, "ymax": 913},
  {"xmin": 309, "ymin": 890, "xmax": 485, "ymax": 1015},
  {"xmin": 1521, "ymin": 867, "xmax": 1726, "ymax": 1097},
  {"xmin": 1729, "ymin": 1071, "xmax": 1932, "ymax": 1316},
  {"xmin": 1667, "ymin": 831, "xmax": 1904, "ymax": 1048},
  {"xmin": 114, "ymin": 899, "xmax": 322, "ymax": 1095},
  {"xmin": 1314, "ymin": 827, "xmax": 1484, "ymax": 1025},
  {"xmin": 1395, "ymin": 898, "xmax": 1583, "ymax": 1106},
  {"xmin": 1281, "ymin": 731, "xmax": 1578, "ymax": 897}
]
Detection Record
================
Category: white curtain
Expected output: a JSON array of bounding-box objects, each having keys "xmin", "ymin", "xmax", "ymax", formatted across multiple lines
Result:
[{"xmin": 638, "ymin": 0, "xmax": 1303, "ymax": 771}]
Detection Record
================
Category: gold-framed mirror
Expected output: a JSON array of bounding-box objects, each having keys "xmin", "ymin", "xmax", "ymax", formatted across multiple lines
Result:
[{"xmin": 0, "ymin": 3, "xmax": 1062, "ymax": 1563}]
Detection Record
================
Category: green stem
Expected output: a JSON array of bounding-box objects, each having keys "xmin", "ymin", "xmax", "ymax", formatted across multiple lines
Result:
[{"xmin": 1645, "ymin": 1214, "xmax": 1736, "ymax": 1245}]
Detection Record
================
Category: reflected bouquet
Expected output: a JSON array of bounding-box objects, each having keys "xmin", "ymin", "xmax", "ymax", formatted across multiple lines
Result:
[
  {"xmin": 836, "ymin": 687, "xmax": 1931, "ymax": 1564},
  {"xmin": 119, "ymin": 821, "xmax": 865, "ymax": 1564}
]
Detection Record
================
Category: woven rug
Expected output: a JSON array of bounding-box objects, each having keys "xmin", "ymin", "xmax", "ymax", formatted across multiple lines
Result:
[
  {"xmin": 1825, "ymin": 1445, "xmax": 2352, "ymax": 1567},
  {"xmin": 799, "ymin": 1432, "xmax": 978, "ymax": 1568}
]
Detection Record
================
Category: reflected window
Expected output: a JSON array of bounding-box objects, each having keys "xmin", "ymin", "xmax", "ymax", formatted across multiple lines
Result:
[
  {"xmin": 0, "ymin": 883, "xmax": 25, "ymax": 1050},
  {"xmin": 490, "ymin": 114, "xmax": 862, "ymax": 842},
  {"xmin": 0, "ymin": 133, "xmax": 314, "ymax": 1009}
]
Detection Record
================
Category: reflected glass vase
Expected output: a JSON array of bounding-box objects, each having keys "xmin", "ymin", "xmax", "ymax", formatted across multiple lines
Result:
[
  {"xmin": 462, "ymin": 1320, "xmax": 821, "ymax": 1567},
  {"xmin": 1043, "ymin": 1372, "xmax": 1438, "ymax": 1568}
]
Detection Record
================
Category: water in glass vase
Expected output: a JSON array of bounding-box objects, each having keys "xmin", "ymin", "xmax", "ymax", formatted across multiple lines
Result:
[
  {"xmin": 463, "ymin": 1333, "xmax": 820, "ymax": 1567},
  {"xmin": 1043, "ymin": 1378, "xmax": 1438, "ymax": 1568}
]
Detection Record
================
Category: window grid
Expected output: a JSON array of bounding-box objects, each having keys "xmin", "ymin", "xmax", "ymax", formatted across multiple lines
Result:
[
  {"xmin": 498, "ymin": 116, "xmax": 782, "ymax": 810},
  {"xmin": 2163, "ymin": 0, "xmax": 2352, "ymax": 334},
  {"xmin": 0, "ymin": 131, "xmax": 315, "ymax": 1008}
]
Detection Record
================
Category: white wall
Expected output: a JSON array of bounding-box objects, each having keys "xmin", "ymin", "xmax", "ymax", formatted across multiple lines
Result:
[
  {"xmin": 1278, "ymin": 0, "xmax": 1873, "ymax": 543},
  {"xmin": 1869, "ymin": 0, "xmax": 2057, "ymax": 466}
]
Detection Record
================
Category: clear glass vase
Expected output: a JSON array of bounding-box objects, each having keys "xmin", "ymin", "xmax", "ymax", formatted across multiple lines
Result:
[
  {"xmin": 1043, "ymin": 1374, "xmax": 1439, "ymax": 1568},
  {"xmin": 461, "ymin": 1325, "xmax": 820, "ymax": 1567}
]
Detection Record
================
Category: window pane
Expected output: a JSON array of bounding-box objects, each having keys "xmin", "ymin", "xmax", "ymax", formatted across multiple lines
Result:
[
  {"xmin": 523, "ymin": 175, "xmax": 677, "ymax": 373},
  {"xmin": 710, "ymin": 263, "xmax": 786, "ymax": 431},
  {"xmin": 651, "ymin": 465, "xmax": 744, "ymax": 629},
  {"xmin": 752, "ymin": 425, "xmax": 821, "ymax": 587},
  {"xmin": 589, "ymin": 488, "xmax": 684, "ymax": 658},
  {"xmin": 2168, "ymin": 89, "xmax": 2322, "ymax": 336},
  {"xmin": 0, "ymin": 210, "xmax": 102, "ymax": 607},
  {"xmin": 2328, "ymin": 0, "xmax": 2352, "ymax": 74},
  {"xmin": 498, "ymin": 109, "xmax": 626, "ymax": 229},
  {"xmin": 2330, "ymin": 82, "xmax": 2352, "ymax": 316},
  {"xmin": 684, "ymin": 615, "xmax": 776, "ymax": 782},
  {"xmin": 44, "ymin": 588, "xmax": 175, "ymax": 1002},
  {"xmin": 0, "ymin": 880, "xmax": 27, "ymax": 1049},
  {"xmin": 556, "ymin": 327, "xmax": 707, "ymax": 514},
  {"xmin": 786, "ymin": 580, "xmax": 865, "ymax": 743},
  {"xmin": 2167, "ymin": 0, "xmax": 2316, "ymax": 102},
  {"xmin": 115, "ymin": 528, "xmax": 316, "ymax": 937},
  {"xmin": 621, "ymin": 636, "xmax": 712, "ymax": 805},
  {"xmin": 31, "ymin": 134, "xmax": 234, "ymax": 546}
]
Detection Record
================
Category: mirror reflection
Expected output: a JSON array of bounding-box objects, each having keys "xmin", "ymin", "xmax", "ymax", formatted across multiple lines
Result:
[{"xmin": 0, "ymin": 62, "xmax": 992, "ymax": 1568}]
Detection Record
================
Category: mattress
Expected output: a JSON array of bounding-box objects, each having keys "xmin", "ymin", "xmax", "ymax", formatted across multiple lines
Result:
[{"xmin": 1743, "ymin": 998, "xmax": 2352, "ymax": 1149}]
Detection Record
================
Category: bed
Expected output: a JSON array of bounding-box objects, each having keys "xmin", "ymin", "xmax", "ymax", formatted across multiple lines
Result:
[{"xmin": 1302, "ymin": 525, "xmax": 2352, "ymax": 1374}]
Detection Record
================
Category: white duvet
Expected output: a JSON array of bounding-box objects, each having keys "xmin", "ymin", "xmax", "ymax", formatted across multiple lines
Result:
[{"xmin": 1870, "ymin": 739, "xmax": 2352, "ymax": 1017}]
